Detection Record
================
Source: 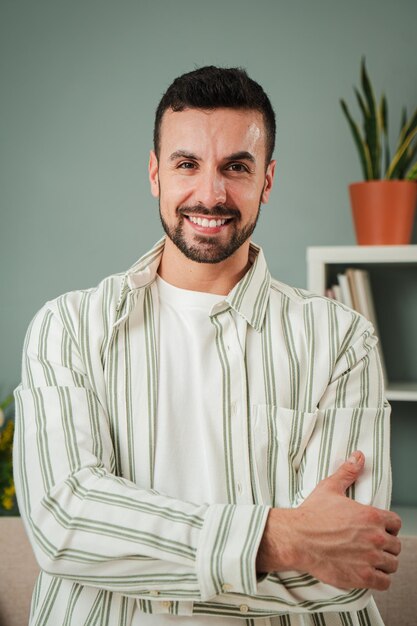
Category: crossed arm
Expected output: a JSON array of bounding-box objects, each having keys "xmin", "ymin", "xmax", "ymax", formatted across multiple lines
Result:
[{"xmin": 257, "ymin": 450, "xmax": 401, "ymax": 590}]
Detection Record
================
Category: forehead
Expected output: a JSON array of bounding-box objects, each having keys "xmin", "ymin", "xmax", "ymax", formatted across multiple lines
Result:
[{"xmin": 159, "ymin": 107, "xmax": 267, "ymax": 158}]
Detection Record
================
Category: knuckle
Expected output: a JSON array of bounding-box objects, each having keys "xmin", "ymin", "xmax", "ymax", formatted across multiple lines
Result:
[
  {"xmin": 359, "ymin": 567, "xmax": 374, "ymax": 587},
  {"xmin": 372, "ymin": 531, "xmax": 386, "ymax": 549},
  {"xmin": 366, "ymin": 507, "xmax": 382, "ymax": 525},
  {"xmin": 367, "ymin": 549, "xmax": 380, "ymax": 566}
]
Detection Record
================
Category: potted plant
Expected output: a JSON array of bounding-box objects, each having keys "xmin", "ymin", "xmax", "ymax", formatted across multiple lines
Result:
[
  {"xmin": 340, "ymin": 58, "xmax": 417, "ymax": 244},
  {"xmin": 0, "ymin": 394, "xmax": 18, "ymax": 516}
]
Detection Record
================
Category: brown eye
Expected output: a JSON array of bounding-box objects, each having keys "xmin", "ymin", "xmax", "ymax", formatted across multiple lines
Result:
[{"xmin": 228, "ymin": 163, "xmax": 248, "ymax": 172}]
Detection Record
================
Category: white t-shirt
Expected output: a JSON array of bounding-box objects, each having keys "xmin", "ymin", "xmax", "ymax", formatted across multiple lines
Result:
[
  {"xmin": 134, "ymin": 276, "xmax": 253, "ymax": 625},
  {"xmin": 153, "ymin": 275, "xmax": 227, "ymax": 504}
]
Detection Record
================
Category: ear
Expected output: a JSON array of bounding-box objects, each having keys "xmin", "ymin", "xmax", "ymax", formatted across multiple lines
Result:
[
  {"xmin": 149, "ymin": 150, "xmax": 160, "ymax": 198},
  {"xmin": 261, "ymin": 159, "xmax": 276, "ymax": 204}
]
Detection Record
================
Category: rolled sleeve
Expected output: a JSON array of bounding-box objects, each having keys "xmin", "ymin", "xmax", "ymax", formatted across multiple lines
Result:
[{"xmin": 196, "ymin": 503, "xmax": 270, "ymax": 601}]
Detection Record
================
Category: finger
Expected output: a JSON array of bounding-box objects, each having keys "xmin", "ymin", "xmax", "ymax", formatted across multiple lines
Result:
[
  {"xmin": 385, "ymin": 511, "xmax": 402, "ymax": 536},
  {"xmin": 384, "ymin": 533, "xmax": 401, "ymax": 556},
  {"xmin": 376, "ymin": 552, "xmax": 399, "ymax": 575},
  {"xmin": 370, "ymin": 569, "xmax": 392, "ymax": 591},
  {"xmin": 324, "ymin": 450, "xmax": 365, "ymax": 494}
]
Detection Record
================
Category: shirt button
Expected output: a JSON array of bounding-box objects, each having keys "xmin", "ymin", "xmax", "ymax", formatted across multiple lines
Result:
[
  {"xmin": 149, "ymin": 590, "xmax": 159, "ymax": 596},
  {"xmin": 239, "ymin": 604, "xmax": 249, "ymax": 614},
  {"xmin": 222, "ymin": 583, "xmax": 233, "ymax": 592},
  {"xmin": 162, "ymin": 601, "xmax": 172, "ymax": 609},
  {"xmin": 237, "ymin": 481, "xmax": 243, "ymax": 494}
]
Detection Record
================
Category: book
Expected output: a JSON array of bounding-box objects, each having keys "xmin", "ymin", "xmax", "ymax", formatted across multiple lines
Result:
[
  {"xmin": 345, "ymin": 268, "xmax": 360, "ymax": 311},
  {"xmin": 337, "ymin": 272, "xmax": 353, "ymax": 308}
]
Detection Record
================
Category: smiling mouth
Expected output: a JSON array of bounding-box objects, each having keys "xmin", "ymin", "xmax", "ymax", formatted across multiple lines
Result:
[{"xmin": 186, "ymin": 215, "xmax": 230, "ymax": 228}]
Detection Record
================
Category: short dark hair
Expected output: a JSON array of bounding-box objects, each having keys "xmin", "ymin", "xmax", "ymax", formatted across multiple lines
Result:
[{"xmin": 153, "ymin": 66, "xmax": 276, "ymax": 164}]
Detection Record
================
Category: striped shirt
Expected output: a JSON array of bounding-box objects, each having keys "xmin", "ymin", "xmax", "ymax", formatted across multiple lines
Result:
[{"xmin": 14, "ymin": 238, "xmax": 390, "ymax": 626}]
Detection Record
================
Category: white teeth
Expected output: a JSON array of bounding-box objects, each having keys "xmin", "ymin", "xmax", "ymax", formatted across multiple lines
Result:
[{"xmin": 188, "ymin": 216, "xmax": 227, "ymax": 227}]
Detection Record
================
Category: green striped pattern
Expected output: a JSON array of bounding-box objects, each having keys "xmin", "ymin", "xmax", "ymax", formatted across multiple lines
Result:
[{"xmin": 14, "ymin": 239, "xmax": 389, "ymax": 625}]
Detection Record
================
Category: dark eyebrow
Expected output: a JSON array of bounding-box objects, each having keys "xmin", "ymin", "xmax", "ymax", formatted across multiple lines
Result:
[
  {"xmin": 169, "ymin": 150, "xmax": 201, "ymax": 162},
  {"xmin": 226, "ymin": 151, "xmax": 256, "ymax": 163},
  {"xmin": 168, "ymin": 150, "xmax": 256, "ymax": 163}
]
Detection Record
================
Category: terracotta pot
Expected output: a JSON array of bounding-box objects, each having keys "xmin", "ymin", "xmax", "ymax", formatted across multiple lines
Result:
[{"xmin": 349, "ymin": 180, "xmax": 417, "ymax": 245}]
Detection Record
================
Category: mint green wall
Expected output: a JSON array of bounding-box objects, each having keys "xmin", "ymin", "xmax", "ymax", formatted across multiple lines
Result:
[{"xmin": 2, "ymin": 0, "xmax": 417, "ymax": 504}]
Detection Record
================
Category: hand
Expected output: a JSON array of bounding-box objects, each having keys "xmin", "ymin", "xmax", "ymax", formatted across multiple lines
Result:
[{"xmin": 256, "ymin": 451, "xmax": 402, "ymax": 590}]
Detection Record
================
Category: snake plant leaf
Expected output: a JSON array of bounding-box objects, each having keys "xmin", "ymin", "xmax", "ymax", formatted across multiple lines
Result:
[
  {"xmin": 396, "ymin": 138, "xmax": 417, "ymax": 179},
  {"xmin": 386, "ymin": 126, "xmax": 417, "ymax": 179},
  {"xmin": 340, "ymin": 98, "xmax": 373, "ymax": 180},
  {"xmin": 401, "ymin": 107, "xmax": 417, "ymax": 143},
  {"xmin": 360, "ymin": 58, "xmax": 380, "ymax": 178},
  {"xmin": 379, "ymin": 94, "xmax": 388, "ymax": 132},
  {"xmin": 398, "ymin": 107, "xmax": 408, "ymax": 148},
  {"xmin": 399, "ymin": 137, "xmax": 417, "ymax": 178},
  {"xmin": 355, "ymin": 87, "xmax": 369, "ymax": 121},
  {"xmin": 406, "ymin": 161, "xmax": 417, "ymax": 181},
  {"xmin": 400, "ymin": 107, "xmax": 407, "ymax": 130},
  {"xmin": 390, "ymin": 111, "xmax": 417, "ymax": 178},
  {"xmin": 379, "ymin": 94, "xmax": 390, "ymax": 175}
]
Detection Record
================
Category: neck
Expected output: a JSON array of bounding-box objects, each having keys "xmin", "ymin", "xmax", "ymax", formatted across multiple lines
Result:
[{"xmin": 157, "ymin": 238, "xmax": 252, "ymax": 295}]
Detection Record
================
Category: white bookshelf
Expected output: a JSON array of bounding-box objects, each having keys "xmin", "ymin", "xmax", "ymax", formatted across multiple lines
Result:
[
  {"xmin": 307, "ymin": 245, "xmax": 417, "ymax": 402},
  {"xmin": 307, "ymin": 245, "xmax": 417, "ymax": 526}
]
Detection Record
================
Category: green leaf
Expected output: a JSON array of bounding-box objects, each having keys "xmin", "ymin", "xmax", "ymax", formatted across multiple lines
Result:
[
  {"xmin": 401, "ymin": 107, "xmax": 417, "ymax": 143},
  {"xmin": 340, "ymin": 98, "xmax": 373, "ymax": 180},
  {"xmin": 405, "ymin": 161, "xmax": 417, "ymax": 181},
  {"xmin": 354, "ymin": 87, "xmax": 369, "ymax": 121},
  {"xmin": 379, "ymin": 94, "xmax": 390, "ymax": 175},
  {"xmin": 396, "ymin": 138, "xmax": 417, "ymax": 179},
  {"xmin": 397, "ymin": 107, "xmax": 408, "ymax": 148},
  {"xmin": 386, "ymin": 126, "xmax": 417, "ymax": 179},
  {"xmin": 400, "ymin": 107, "xmax": 407, "ymax": 131},
  {"xmin": 388, "ymin": 106, "xmax": 417, "ymax": 178},
  {"xmin": 380, "ymin": 94, "xmax": 388, "ymax": 133},
  {"xmin": 360, "ymin": 58, "xmax": 380, "ymax": 178}
]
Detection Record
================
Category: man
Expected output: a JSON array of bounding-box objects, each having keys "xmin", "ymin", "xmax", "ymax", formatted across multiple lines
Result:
[{"xmin": 14, "ymin": 66, "xmax": 401, "ymax": 626}]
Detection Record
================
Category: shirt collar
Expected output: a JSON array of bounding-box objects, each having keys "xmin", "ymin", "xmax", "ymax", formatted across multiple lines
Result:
[{"xmin": 117, "ymin": 237, "xmax": 271, "ymax": 332}]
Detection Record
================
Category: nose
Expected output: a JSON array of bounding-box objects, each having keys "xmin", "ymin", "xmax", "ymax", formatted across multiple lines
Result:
[{"xmin": 196, "ymin": 169, "xmax": 227, "ymax": 207}]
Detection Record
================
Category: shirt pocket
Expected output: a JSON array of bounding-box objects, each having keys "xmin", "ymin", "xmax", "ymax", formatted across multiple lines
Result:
[{"xmin": 250, "ymin": 405, "xmax": 318, "ymax": 508}]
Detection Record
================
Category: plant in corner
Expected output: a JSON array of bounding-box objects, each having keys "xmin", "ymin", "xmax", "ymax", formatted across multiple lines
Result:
[
  {"xmin": 340, "ymin": 58, "xmax": 417, "ymax": 244},
  {"xmin": 0, "ymin": 394, "xmax": 19, "ymax": 515}
]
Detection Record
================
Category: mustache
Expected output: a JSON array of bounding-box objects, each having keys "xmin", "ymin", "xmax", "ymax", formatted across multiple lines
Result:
[{"xmin": 178, "ymin": 204, "xmax": 241, "ymax": 219}]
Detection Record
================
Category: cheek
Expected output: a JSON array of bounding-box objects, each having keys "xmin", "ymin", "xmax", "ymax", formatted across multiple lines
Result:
[
  {"xmin": 229, "ymin": 180, "xmax": 263, "ymax": 204},
  {"xmin": 160, "ymin": 176, "xmax": 195, "ymax": 205}
]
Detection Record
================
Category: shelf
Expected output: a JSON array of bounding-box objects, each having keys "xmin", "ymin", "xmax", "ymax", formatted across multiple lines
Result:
[
  {"xmin": 308, "ymin": 245, "xmax": 417, "ymax": 264},
  {"xmin": 307, "ymin": 245, "xmax": 417, "ymax": 294},
  {"xmin": 307, "ymin": 246, "xmax": 417, "ymax": 404},
  {"xmin": 386, "ymin": 382, "xmax": 417, "ymax": 402}
]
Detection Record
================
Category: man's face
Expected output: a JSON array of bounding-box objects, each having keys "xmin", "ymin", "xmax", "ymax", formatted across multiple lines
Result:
[{"xmin": 149, "ymin": 107, "xmax": 275, "ymax": 264}]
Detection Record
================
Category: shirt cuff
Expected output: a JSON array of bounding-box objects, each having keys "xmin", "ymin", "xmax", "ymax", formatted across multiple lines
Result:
[{"xmin": 195, "ymin": 503, "xmax": 270, "ymax": 602}]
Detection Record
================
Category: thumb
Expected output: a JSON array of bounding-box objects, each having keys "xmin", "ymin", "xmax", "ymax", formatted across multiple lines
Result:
[{"xmin": 324, "ymin": 451, "xmax": 365, "ymax": 495}]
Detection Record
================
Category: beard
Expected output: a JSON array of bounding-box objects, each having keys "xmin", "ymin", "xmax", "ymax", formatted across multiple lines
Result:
[{"xmin": 159, "ymin": 201, "xmax": 261, "ymax": 264}]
